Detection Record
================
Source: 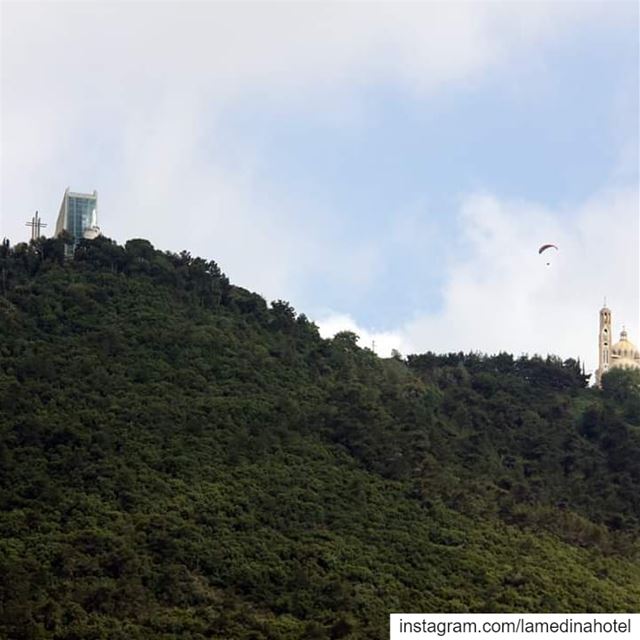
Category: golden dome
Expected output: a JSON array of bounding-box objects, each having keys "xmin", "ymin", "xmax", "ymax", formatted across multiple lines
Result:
[{"xmin": 611, "ymin": 329, "xmax": 640, "ymax": 363}]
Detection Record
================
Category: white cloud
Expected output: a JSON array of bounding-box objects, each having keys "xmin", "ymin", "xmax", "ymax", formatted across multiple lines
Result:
[
  {"xmin": 317, "ymin": 312, "xmax": 410, "ymax": 358},
  {"xmin": 2, "ymin": 1, "xmax": 627, "ymax": 244},
  {"xmin": 402, "ymin": 188, "xmax": 638, "ymax": 375}
]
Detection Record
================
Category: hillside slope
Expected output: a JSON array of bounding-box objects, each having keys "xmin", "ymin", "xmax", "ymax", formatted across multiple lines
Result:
[{"xmin": 1, "ymin": 236, "xmax": 639, "ymax": 640}]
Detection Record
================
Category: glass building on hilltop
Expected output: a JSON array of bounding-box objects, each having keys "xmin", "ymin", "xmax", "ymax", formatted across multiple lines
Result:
[{"xmin": 55, "ymin": 188, "xmax": 100, "ymax": 250}]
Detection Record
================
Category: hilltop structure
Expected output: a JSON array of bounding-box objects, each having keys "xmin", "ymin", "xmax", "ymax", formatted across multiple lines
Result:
[
  {"xmin": 54, "ymin": 188, "xmax": 101, "ymax": 250},
  {"xmin": 596, "ymin": 304, "xmax": 640, "ymax": 386}
]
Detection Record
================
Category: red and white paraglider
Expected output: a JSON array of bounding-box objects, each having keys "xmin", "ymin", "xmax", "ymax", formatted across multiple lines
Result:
[{"xmin": 538, "ymin": 243, "xmax": 558, "ymax": 266}]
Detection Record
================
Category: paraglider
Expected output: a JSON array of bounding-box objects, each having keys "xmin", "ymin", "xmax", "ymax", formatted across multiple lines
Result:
[{"xmin": 538, "ymin": 243, "xmax": 558, "ymax": 266}]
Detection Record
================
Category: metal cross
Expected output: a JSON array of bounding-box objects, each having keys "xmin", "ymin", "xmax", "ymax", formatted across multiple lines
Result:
[{"xmin": 26, "ymin": 211, "xmax": 47, "ymax": 241}]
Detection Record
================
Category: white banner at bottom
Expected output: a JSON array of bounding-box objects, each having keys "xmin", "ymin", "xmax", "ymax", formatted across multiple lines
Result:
[{"xmin": 390, "ymin": 614, "xmax": 638, "ymax": 640}]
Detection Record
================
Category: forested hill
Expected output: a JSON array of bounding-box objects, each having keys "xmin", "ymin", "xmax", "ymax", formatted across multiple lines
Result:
[{"xmin": 1, "ymin": 235, "xmax": 639, "ymax": 640}]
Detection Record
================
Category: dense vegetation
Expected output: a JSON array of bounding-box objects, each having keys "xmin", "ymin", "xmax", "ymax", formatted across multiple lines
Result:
[{"xmin": 1, "ymin": 235, "xmax": 639, "ymax": 640}]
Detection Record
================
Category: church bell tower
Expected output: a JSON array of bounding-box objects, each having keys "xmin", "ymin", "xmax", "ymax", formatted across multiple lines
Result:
[{"xmin": 596, "ymin": 303, "xmax": 612, "ymax": 386}]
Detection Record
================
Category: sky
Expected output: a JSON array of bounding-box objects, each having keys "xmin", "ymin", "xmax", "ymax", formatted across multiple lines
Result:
[{"xmin": 1, "ymin": 1, "xmax": 638, "ymax": 377}]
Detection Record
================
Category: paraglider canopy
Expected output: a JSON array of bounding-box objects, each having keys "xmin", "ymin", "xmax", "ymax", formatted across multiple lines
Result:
[{"xmin": 538, "ymin": 243, "xmax": 558, "ymax": 266}]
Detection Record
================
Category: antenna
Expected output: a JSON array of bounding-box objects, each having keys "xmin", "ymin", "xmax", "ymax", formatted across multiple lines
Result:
[{"xmin": 26, "ymin": 211, "xmax": 47, "ymax": 241}]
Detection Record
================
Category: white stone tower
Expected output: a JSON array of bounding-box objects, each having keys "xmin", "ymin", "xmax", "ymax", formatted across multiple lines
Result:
[{"xmin": 596, "ymin": 303, "xmax": 612, "ymax": 387}]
